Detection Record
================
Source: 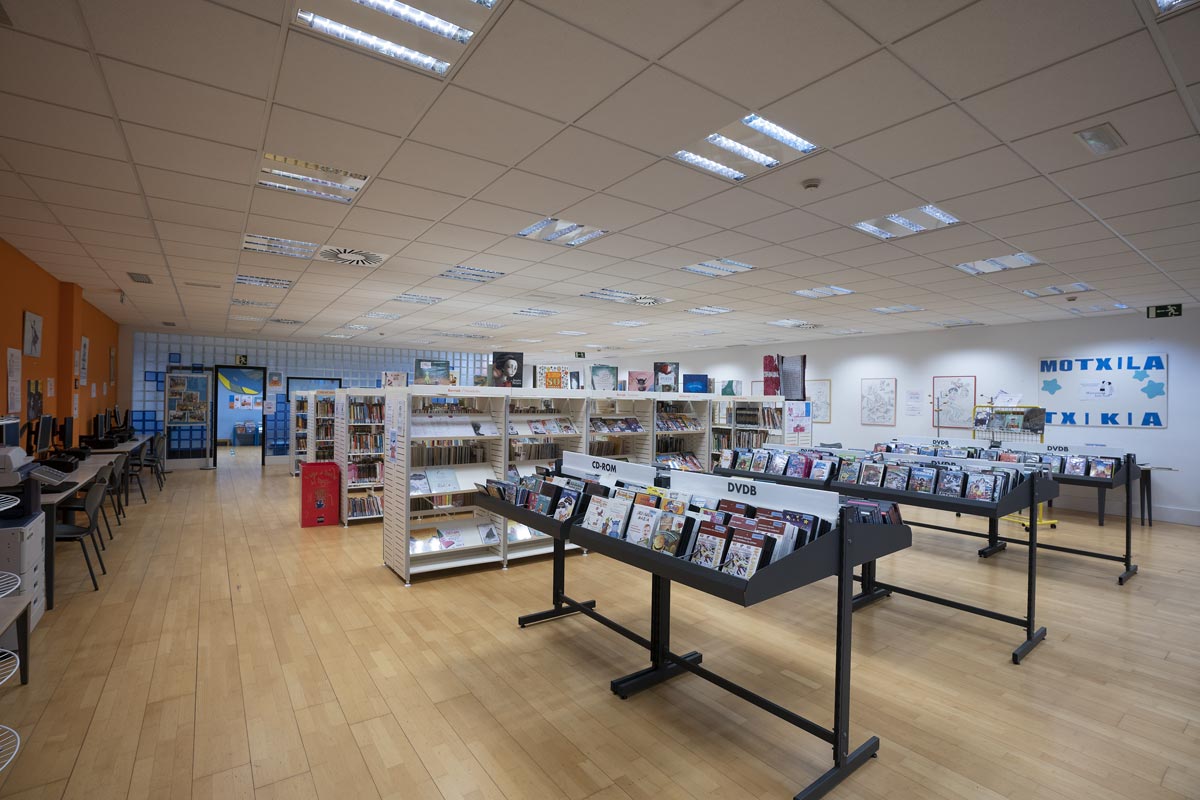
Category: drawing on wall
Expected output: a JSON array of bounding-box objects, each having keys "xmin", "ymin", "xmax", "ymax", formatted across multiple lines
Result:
[
  {"xmin": 80, "ymin": 336, "xmax": 90, "ymax": 385},
  {"xmin": 267, "ymin": 371, "xmax": 283, "ymax": 391},
  {"xmin": 23, "ymin": 312, "xmax": 43, "ymax": 357},
  {"xmin": 860, "ymin": 378, "xmax": 896, "ymax": 426},
  {"xmin": 932, "ymin": 375, "xmax": 976, "ymax": 429},
  {"xmin": 807, "ymin": 379, "xmax": 831, "ymax": 423}
]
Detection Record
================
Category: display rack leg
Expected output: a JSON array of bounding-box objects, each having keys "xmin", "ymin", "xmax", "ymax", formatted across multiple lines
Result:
[
  {"xmin": 1119, "ymin": 454, "xmax": 1139, "ymax": 585},
  {"xmin": 1097, "ymin": 486, "xmax": 1106, "ymax": 526},
  {"xmin": 978, "ymin": 517, "xmax": 1007, "ymax": 558},
  {"xmin": 518, "ymin": 538, "xmax": 595, "ymax": 627},
  {"xmin": 1013, "ymin": 484, "xmax": 1047, "ymax": 664},
  {"xmin": 611, "ymin": 575, "xmax": 701, "ymax": 699},
  {"xmin": 851, "ymin": 560, "xmax": 891, "ymax": 610}
]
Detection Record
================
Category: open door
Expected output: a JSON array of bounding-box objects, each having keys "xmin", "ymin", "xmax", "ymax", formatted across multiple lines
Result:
[{"xmin": 213, "ymin": 365, "xmax": 267, "ymax": 468}]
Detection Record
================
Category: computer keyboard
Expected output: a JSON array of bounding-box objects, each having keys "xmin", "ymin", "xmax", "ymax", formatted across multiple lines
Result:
[
  {"xmin": 49, "ymin": 481, "xmax": 79, "ymax": 495},
  {"xmin": 31, "ymin": 464, "xmax": 70, "ymax": 485}
]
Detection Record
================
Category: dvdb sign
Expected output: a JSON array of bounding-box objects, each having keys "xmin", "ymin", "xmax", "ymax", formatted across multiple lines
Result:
[{"xmin": 1037, "ymin": 352, "xmax": 1168, "ymax": 429}]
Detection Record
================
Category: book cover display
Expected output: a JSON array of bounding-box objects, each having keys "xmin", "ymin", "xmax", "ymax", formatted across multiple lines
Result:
[
  {"xmin": 628, "ymin": 370, "xmax": 654, "ymax": 391},
  {"xmin": 717, "ymin": 379, "xmax": 742, "ymax": 396},
  {"xmin": 682, "ymin": 373, "xmax": 709, "ymax": 393},
  {"xmin": 653, "ymin": 362, "xmax": 680, "ymax": 392},
  {"xmin": 413, "ymin": 359, "xmax": 452, "ymax": 385},
  {"xmin": 491, "ymin": 352, "xmax": 523, "ymax": 387},
  {"xmin": 534, "ymin": 364, "xmax": 570, "ymax": 389},
  {"xmin": 590, "ymin": 364, "xmax": 619, "ymax": 391}
]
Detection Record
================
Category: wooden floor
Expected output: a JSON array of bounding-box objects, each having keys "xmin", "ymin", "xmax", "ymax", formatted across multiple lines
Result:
[{"xmin": 0, "ymin": 458, "xmax": 1197, "ymax": 800}]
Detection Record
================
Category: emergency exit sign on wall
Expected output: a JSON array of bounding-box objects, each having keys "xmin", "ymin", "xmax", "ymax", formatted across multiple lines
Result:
[{"xmin": 1147, "ymin": 304, "xmax": 1182, "ymax": 318}]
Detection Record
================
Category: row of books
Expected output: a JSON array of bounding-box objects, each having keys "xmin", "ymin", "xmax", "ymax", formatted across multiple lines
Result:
[
  {"xmin": 315, "ymin": 422, "xmax": 334, "ymax": 440},
  {"xmin": 521, "ymin": 418, "xmax": 579, "ymax": 435},
  {"xmin": 653, "ymin": 452, "xmax": 705, "ymax": 471},
  {"xmin": 412, "ymin": 418, "xmax": 501, "ymax": 438},
  {"xmin": 347, "ymin": 401, "xmax": 385, "ymax": 424},
  {"xmin": 411, "ymin": 523, "xmax": 501, "ymax": 553},
  {"xmin": 295, "ymin": 399, "xmax": 309, "ymax": 415},
  {"xmin": 349, "ymin": 432, "xmax": 383, "ymax": 453},
  {"xmin": 347, "ymin": 493, "xmax": 382, "ymax": 518},
  {"xmin": 733, "ymin": 430, "xmax": 770, "ymax": 449},
  {"xmin": 588, "ymin": 440, "xmax": 628, "ymax": 457},
  {"xmin": 510, "ymin": 402, "xmax": 561, "ymax": 414},
  {"xmin": 874, "ymin": 442, "xmax": 1118, "ymax": 479},
  {"xmin": 313, "ymin": 398, "xmax": 334, "ymax": 417},
  {"xmin": 654, "ymin": 414, "xmax": 704, "ymax": 432},
  {"xmin": 509, "ymin": 439, "xmax": 561, "ymax": 461},
  {"xmin": 591, "ymin": 417, "xmax": 646, "ymax": 433},
  {"xmin": 313, "ymin": 444, "xmax": 334, "ymax": 461},
  {"xmin": 347, "ymin": 459, "xmax": 382, "ymax": 484},
  {"xmin": 409, "ymin": 468, "xmax": 463, "ymax": 495},
  {"xmin": 413, "ymin": 400, "xmax": 482, "ymax": 415},
  {"xmin": 733, "ymin": 406, "xmax": 782, "ymax": 429},
  {"xmin": 410, "ymin": 441, "xmax": 489, "ymax": 467}
]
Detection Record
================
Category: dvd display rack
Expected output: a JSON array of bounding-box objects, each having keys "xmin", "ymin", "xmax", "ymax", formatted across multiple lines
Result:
[
  {"xmin": 303, "ymin": 390, "xmax": 336, "ymax": 466},
  {"xmin": 483, "ymin": 461, "xmax": 911, "ymax": 800},
  {"xmin": 334, "ymin": 388, "xmax": 385, "ymax": 524},
  {"xmin": 651, "ymin": 396, "xmax": 711, "ymax": 471},
  {"xmin": 585, "ymin": 395, "xmax": 653, "ymax": 463}
]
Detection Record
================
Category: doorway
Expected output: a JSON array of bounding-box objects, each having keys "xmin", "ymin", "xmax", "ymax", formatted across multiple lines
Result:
[{"xmin": 213, "ymin": 364, "xmax": 267, "ymax": 468}]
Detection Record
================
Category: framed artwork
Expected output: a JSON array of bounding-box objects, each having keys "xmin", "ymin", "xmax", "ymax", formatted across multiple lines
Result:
[
  {"xmin": 932, "ymin": 375, "xmax": 976, "ymax": 429},
  {"xmin": 808, "ymin": 379, "xmax": 831, "ymax": 423},
  {"xmin": 860, "ymin": 378, "xmax": 896, "ymax": 426},
  {"xmin": 22, "ymin": 312, "xmax": 43, "ymax": 357},
  {"xmin": 80, "ymin": 336, "xmax": 90, "ymax": 384}
]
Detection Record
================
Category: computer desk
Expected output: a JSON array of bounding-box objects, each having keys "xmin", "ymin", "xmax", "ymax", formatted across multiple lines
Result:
[{"xmin": 87, "ymin": 434, "xmax": 151, "ymax": 506}]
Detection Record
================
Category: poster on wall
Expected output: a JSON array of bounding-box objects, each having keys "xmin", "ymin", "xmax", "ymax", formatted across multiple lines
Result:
[
  {"xmin": 534, "ymin": 364, "xmax": 569, "ymax": 389},
  {"xmin": 653, "ymin": 362, "xmax": 679, "ymax": 392},
  {"xmin": 762, "ymin": 355, "xmax": 781, "ymax": 396},
  {"xmin": 783, "ymin": 401, "xmax": 812, "ymax": 447},
  {"xmin": 413, "ymin": 359, "xmax": 452, "ymax": 385},
  {"xmin": 860, "ymin": 378, "xmax": 896, "ymax": 426},
  {"xmin": 628, "ymin": 370, "xmax": 653, "ymax": 391},
  {"xmin": 166, "ymin": 373, "xmax": 209, "ymax": 424},
  {"xmin": 932, "ymin": 376, "xmax": 976, "ymax": 428},
  {"xmin": 568, "ymin": 370, "xmax": 583, "ymax": 390},
  {"xmin": 47, "ymin": 378, "xmax": 55, "ymax": 398},
  {"xmin": 780, "ymin": 355, "xmax": 806, "ymax": 399},
  {"xmin": 904, "ymin": 390, "xmax": 923, "ymax": 417},
  {"xmin": 1037, "ymin": 353, "xmax": 1167, "ymax": 428},
  {"xmin": 682, "ymin": 374, "xmax": 708, "ymax": 393},
  {"xmin": 80, "ymin": 336, "xmax": 90, "ymax": 385},
  {"xmin": 590, "ymin": 365, "xmax": 618, "ymax": 391},
  {"xmin": 382, "ymin": 371, "xmax": 408, "ymax": 388},
  {"xmin": 27, "ymin": 380, "xmax": 43, "ymax": 421},
  {"xmin": 490, "ymin": 352, "xmax": 523, "ymax": 387},
  {"xmin": 5, "ymin": 348, "xmax": 20, "ymax": 415},
  {"xmin": 807, "ymin": 379, "xmax": 830, "ymax": 423},
  {"xmin": 22, "ymin": 311, "xmax": 43, "ymax": 357},
  {"xmin": 267, "ymin": 371, "xmax": 283, "ymax": 391},
  {"xmin": 717, "ymin": 379, "xmax": 742, "ymax": 396}
]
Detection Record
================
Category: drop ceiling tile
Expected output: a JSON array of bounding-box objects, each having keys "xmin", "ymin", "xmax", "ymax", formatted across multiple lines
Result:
[
  {"xmin": 974, "ymin": 200, "xmax": 1095, "ymax": 239},
  {"xmin": 894, "ymin": 0, "xmax": 1142, "ymax": 98},
  {"xmin": 838, "ymin": 105, "xmax": 998, "ymax": 178},
  {"xmin": 729, "ymin": 244, "xmax": 810, "ymax": 268},
  {"xmin": 520, "ymin": 128, "xmax": 656, "ymax": 193},
  {"xmin": 1010, "ymin": 92, "xmax": 1194, "ymax": 174},
  {"xmin": 71, "ymin": 228, "xmax": 161, "ymax": 252},
  {"xmin": 0, "ymin": 95, "xmax": 125, "ymax": 160},
  {"xmin": 102, "ymin": 58, "xmax": 265, "ymax": 148},
  {"xmin": 606, "ymin": 160, "xmax": 729, "ymax": 211},
  {"xmin": 401, "ymin": 241, "xmax": 478, "ymax": 266},
  {"xmin": 623, "ymin": 214, "xmax": 720, "ymax": 246},
  {"xmin": 245, "ymin": 215, "xmax": 334, "ymax": 245},
  {"xmin": 683, "ymin": 230, "xmax": 769, "ymax": 257},
  {"xmin": 148, "ymin": 197, "xmax": 245, "ymax": 232},
  {"xmin": 250, "ymin": 186, "xmax": 351, "ymax": 227},
  {"xmin": 1053, "ymin": 137, "xmax": 1200, "ymax": 199},
  {"xmin": 1162, "ymin": 9, "xmax": 1200, "ymax": 84},
  {"xmin": 454, "ymin": 2, "xmax": 646, "ymax": 123},
  {"xmin": 473, "ymin": 170, "xmax": 592, "ymax": 215},
  {"xmin": 763, "ymin": 52, "xmax": 947, "ymax": 149},
  {"xmin": 802, "ymin": 183, "xmax": 925, "ymax": 227},
  {"xmin": 274, "ymin": 31, "xmax": 440, "ymax": 138},
  {"xmin": 576, "ymin": 233, "xmax": 663, "ymax": 259},
  {"xmin": 1084, "ymin": 172, "xmax": 1200, "ymax": 219},
  {"xmin": 137, "ymin": 166, "xmax": 250, "ymax": 212},
  {"xmin": 633, "ymin": 247, "xmax": 709, "ymax": 268},
  {"xmin": 1126, "ymin": 222, "xmax": 1200, "ymax": 250},
  {"xmin": 1008, "ymin": 221, "xmax": 1112, "ymax": 252},
  {"xmin": 825, "ymin": 243, "xmax": 914, "ymax": 268},
  {"xmin": 357, "ymin": 179, "xmax": 465, "ymax": 221},
  {"xmin": 123, "ymin": 123, "xmax": 257, "ymax": 185},
  {"xmin": 1100, "ymin": 195, "xmax": 1200, "ymax": 235},
  {"xmin": 662, "ymin": 0, "xmax": 877, "ymax": 108},
  {"xmin": 892, "ymin": 146, "xmax": 1040, "ymax": 203},
  {"xmin": 526, "ymin": 0, "xmax": 739, "ymax": 59},
  {"xmin": 0, "ymin": 29, "xmax": 110, "ymax": 115},
  {"xmin": 379, "ymin": 141, "xmax": 506, "ymax": 198},
  {"xmin": 0, "ymin": 173, "xmax": 35, "ymax": 202},
  {"xmin": 48, "ymin": 204, "xmax": 156, "ymax": 237},
  {"xmin": 734, "ymin": 208, "xmax": 839, "ymax": 243},
  {"xmin": 554, "ymin": 194, "xmax": 662, "ymax": 232},
  {"xmin": 5, "ymin": 235, "xmax": 89, "ymax": 257},
  {"xmin": 824, "ymin": 0, "xmax": 973, "ymax": 43},
  {"xmin": 940, "ymin": 177, "xmax": 1068, "ymax": 222},
  {"xmin": 335, "ymin": 207, "xmax": 433, "ymax": 242},
  {"xmin": 442, "ymin": 199, "xmax": 543, "ymax": 235},
  {"xmin": 0, "ymin": 216, "xmax": 72, "ymax": 240},
  {"xmin": 749, "ymin": 152, "xmax": 878, "ymax": 207},
  {"xmin": 785, "ymin": 227, "xmax": 878, "ymax": 256},
  {"xmin": 154, "ymin": 221, "xmax": 241, "ymax": 248},
  {"xmin": 576, "ymin": 66, "xmax": 743, "ymax": 156},
  {"xmin": 963, "ymin": 33, "xmax": 1174, "ymax": 141},
  {"xmin": 85, "ymin": 245, "xmax": 165, "ymax": 266},
  {"xmin": 409, "ymin": 86, "xmax": 561, "ymax": 165},
  {"xmin": 675, "ymin": 189, "xmax": 789, "ymax": 229},
  {"xmin": 542, "ymin": 250, "xmax": 622, "ymax": 271},
  {"xmin": 416, "ymin": 223, "xmax": 505, "ymax": 253},
  {"xmin": 1, "ymin": 0, "xmax": 90, "ymax": 48},
  {"xmin": 81, "ymin": 0, "xmax": 278, "ymax": 97},
  {"xmin": 24, "ymin": 176, "xmax": 145, "ymax": 217}
]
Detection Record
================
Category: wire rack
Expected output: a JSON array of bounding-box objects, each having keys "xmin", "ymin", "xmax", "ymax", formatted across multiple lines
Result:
[
  {"xmin": 0, "ymin": 725, "xmax": 17, "ymax": 773},
  {"xmin": 0, "ymin": 574, "xmax": 18, "ymax": 600},
  {"xmin": 971, "ymin": 405, "xmax": 1046, "ymax": 445},
  {"xmin": 0, "ymin": 496, "xmax": 17, "ymax": 514},
  {"xmin": 0, "ymin": 650, "xmax": 17, "ymax": 689}
]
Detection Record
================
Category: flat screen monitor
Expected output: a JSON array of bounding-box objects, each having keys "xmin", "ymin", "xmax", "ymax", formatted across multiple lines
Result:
[
  {"xmin": 59, "ymin": 416, "xmax": 73, "ymax": 449},
  {"xmin": 0, "ymin": 419, "xmax": 18, "ymax": 448},
  {"xmin": 93, "ymin": 413, "xmax": 107, "ymax": 437},
  {"xmin": 36, "ymin": 414, "xmax": 53, "ymax": 453}
]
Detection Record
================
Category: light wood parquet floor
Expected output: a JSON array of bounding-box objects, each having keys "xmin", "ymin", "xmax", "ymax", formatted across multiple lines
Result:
[{"xmin": 0, "ymin": 458, "xmax": 1196, "ymax": 799}]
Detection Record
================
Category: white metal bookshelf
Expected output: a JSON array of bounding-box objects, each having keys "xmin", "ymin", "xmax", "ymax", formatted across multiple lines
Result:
[
  {"xmin": 334, "ymin": 388, "xmax": 385, "ymax": 525},
  {"xmin": 585, "ymin": 393, "xmax": 654, "ymax": 464},
  {"xmin": 651, "ymin": 394, "xmax": 712, "ymax": 471},
  {"xmin": 302, "ymin": 390, "xmax": 336, "ymax": 468},
  {"xmin": 289, "ymin": 390, "xmax": 308, "ymax": 475},
  {"xmin": 709, "ymin": 397, "xmax": 785, "ymax": 460}
]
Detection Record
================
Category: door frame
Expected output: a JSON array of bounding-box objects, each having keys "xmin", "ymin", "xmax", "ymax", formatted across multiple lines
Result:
[{"xmin": 212, "ymin": 364, "xmax": 267, "ymax": 468}]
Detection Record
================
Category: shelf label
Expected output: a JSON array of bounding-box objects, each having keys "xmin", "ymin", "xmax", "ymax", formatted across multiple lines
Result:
[
  {"xmin": 667, "ymin": 470, "xmax": 839, "ymax": 523},
  {"xmin": 562, "ymin": 451, "xmax": 656, "ymax": 487}
]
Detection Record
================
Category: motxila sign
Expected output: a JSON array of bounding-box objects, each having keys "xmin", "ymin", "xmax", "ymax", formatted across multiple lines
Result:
[{"xmin": 1037, "ymin": 353, "xmax": 1167, "ymax": 428}]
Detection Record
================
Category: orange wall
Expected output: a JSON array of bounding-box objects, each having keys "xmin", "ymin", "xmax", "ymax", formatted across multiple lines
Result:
[{"xmin": 1, "ymin": 238, "xmax": 120, "ymax": 438}]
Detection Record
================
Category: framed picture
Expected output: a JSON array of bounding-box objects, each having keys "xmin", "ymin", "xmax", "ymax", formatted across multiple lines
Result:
[
  {"xmin": 932, "ymin": 375, "xmax": 976, "ymax": 429},
  {"xmin": 860, "ymin": 378, "xmax": 896, "ymax": 426},
  {"xmin": 807, "ymin": 379, "xmax": 831, "ymax": 423},
  {"xmin": 22, "ymin": 312, "xmax": 43, "ymax": 357}
]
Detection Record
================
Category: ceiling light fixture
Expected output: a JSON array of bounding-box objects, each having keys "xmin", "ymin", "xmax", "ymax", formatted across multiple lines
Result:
[
  {"xmin": 263, "ymin": 153, "xmax": 368, "ymax": 181},
  {"xmin": 269, "ymin": 318, "xmax": 305, "ymax": 325},
  {"xmin": 351, "ymin": 0, "xmax": 474, "ymax": 43},
  {"xmin": 470, "ymin": 321, "xmax": 503, "ymax": 329},
  {"xmin": 741, "ymin": 114, "xmax": 820, "ymax": 154},
  {"xmin": 1074, "ymin": 123, "xmax": 1127, "ymax": 156},
  {"xmin": 433, "ymin": 331, "xmax": 492, "ymax": 339},
  {"xmin": 871, "ymin": 304, "xmax": 923, "ymax": 314},
  {"xmin": 705, "ymin": 133, "xmax": 778, "ymax": 168},
  {"xmin": 295, "ymin": 10, "xmax": 450, "ymax": 75},
  {"xmin": 236, "ymin": 274, "xmax": 294, "ymax": 289},
  {"xmin": 854, "ymin": 204, "xmax": 959, "ymax": 240},
  {"xmin": 515, "ymin": 217, "xmax": 606, "ymax": 247},
  {"xmin": 364, "ymin": 311, "xmax": 403, "ymax": 319},
  {"xmin": 514, "ymin": 337, "xmax": 543, "ymax": 343},
  {"xmin": 228, "ymin": 315, "xmax": 267, "ymax": 322},
  {"xmin": 825, "ymin": 328, "xmax": 864, "ymax": 336},
  {"xmin": 929, "ymin": 319, "xmax": 981, "ymax": 328},
  {"xmin": 392, "ymin": 293, "xmax": 442, "ymax": 304},
  {"xmin": 231, "ymin": 298, "xmax": 276, "ymax": 308},
  {"xmin": 242, "ymin": 233, "xmax": 318, "ymax": 259},
  {"xmin": 612, "ymin": 320, "xmax": 648, "ymax": 327},
  {"xmin": 515, "ymin": 308, "xmax": 558, "ymax": 317},
  {"xmin": 688, "ymin": 306, "xmax": 731, "ymax": 315},
  {"xmin": 767, "ymin": 319, "xmax": 821, "ymax": 329},
  {"xmin": 690, "ymin": 329, "xmax": 721, "ymax": 336},
  {"xmin": 564, "ymin": 229, "xmax": 608, "ymax": 247},
  {"xmin": 1021, "ymin": 282, "xmax": 1093, "ymax": 298},
  {"xmin": 439, "ymin": 265, "xmax": 504, "ymax": 282},
  {"xmin": 344, "ymin": 324, "xmax": 371, "ymax": 330},
  {"xmin": 673, "ymin": 150, "xmax": 746, "ymax": 181},
  {"xmin": 257, "ymin": 179, "xmax": 352, "ymax": 203},
  {"xmin": 557, "ymin": 330, "xmax": 587, "ymax": 336},
  {"xmin": 680, "ymin": 258, "xmax": 755, "ymax": 278},
  {"xmin": 954, "ymin": 252, "xmax": 1040, "ymax": 275},
  {"xmin": 793, "ymin": 285, "xmax": 853, "ymax": 298},
  {"xmin": 323, "ymin": 333, "xmax": 355, "ymax": 339},
  {"xmin": 261, "ymin": 167, "xmax": 361, "ymax": 193}
]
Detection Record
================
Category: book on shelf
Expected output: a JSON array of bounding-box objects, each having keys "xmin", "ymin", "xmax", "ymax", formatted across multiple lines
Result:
[
  {"xmin": 1087, "ymin": 457, "xmax": 1116, "ymax": 479},
  {"xmin": 766, "ymin": 451, "xmax": 790, "ymax": 475},
  {"xmin": 784, "ymin": 453, "xmax": 811, "ymax": 478},
  {"xmin": 649, "ymin": 513, "xmax": 689, "ymax": 555},
  {"xmin": 836, "ymin": 460, "xmax": 862, "ymax": 483},
  {"xmin": 346, "ymin": 494, "xmax": 382, "ymax": 518},
  {"xmin": 425, "ymin": 468, "xmax": 461, "ymax": 494},
  {"xmin": 1064, "ymin": 455, "xmax": 1088, "ymax": 475},
  {"xmin": 580, "ymin": 496, "xmax": 633, "ymax": 538},
  {"xmin": 625, "ymin": 505, "xmax": 663, "ymax": 548}
]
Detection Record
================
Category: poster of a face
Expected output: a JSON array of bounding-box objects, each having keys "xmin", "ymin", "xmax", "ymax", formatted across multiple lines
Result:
[
  {"xmin": 491, "ymin": 352, "xmax": 523, "ymax": 387},
  {"xmin": 653, "ymin": 362, "xmax": 679, "ymax": 392},
  {"xmin": 628, "ymin": 371, "xmax": 653, "ymax": 392}
]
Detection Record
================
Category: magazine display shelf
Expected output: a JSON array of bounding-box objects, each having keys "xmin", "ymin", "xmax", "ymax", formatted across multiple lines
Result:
[
  {"xmin": 335, "ymin": 388, "xmax": 385, "ymax": 525},
  {"xmin": 0, "ymin": 572, "xmax": 20, "ymax": 773},
  {"xmin": 496, "ymin": 480, "xmax": 910, "ymax": 800},
  {"xmin": 722, "ymin": 464, "xmax": 1057, "ymax": 663},
  {"xmin": 651, "ymin": 397, "xmax": 712, "ymax": 471}
]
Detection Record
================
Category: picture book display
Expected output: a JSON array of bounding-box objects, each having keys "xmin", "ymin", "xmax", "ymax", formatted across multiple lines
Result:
[
  {"xmin": 653, "ymin": 362, "xmax": 680, "ymax": 392},
  {"xmin": 628, "ymin": 370, "xmax": 654, "ymax": 391}
]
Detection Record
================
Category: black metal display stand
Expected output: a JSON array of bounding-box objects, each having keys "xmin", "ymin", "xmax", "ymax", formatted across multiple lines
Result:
[
  {"xmin": 1042, "ymin": 453, "xmax": 1140, "ymax": 584},
  {"xmin": 475, "ymin": 490, "xmax": 912, "ymax": 800},
  {"xmin": 716, "ymin": 467, "xmax": 1057, "ymax": 664}
]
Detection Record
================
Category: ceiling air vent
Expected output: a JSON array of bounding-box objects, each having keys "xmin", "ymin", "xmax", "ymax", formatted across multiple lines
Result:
[
  {"xmin": 317, "ymin": 247, "xmax": 388, "ymax": 267},
  {"xmin": 184, "ymin": 281, "xmax": 222, "ymax": 289},
  {"xmin": 161, "ymin": 321, "xmax": 176, "ymax": 327},
  {"xmin": 128, "ymin": 272, "xmax": 153, "ymax": 284}
]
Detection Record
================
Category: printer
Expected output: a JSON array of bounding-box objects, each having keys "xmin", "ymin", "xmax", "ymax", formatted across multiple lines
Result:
[{"xmin": 0, "ymin": 446, "xmax": 40, "ymax": 520}]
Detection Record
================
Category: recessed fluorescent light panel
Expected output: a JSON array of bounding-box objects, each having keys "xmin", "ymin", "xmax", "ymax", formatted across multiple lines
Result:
[
  {"xmin": 688, "ymin": 306, "xmax": 731, "ymax": 315},
  {"xmin": 364, "ymin": 311, "xmax": 403, "ymax": 319},
  {"xmin": 470, "ymin": 321, "xmax": 504, "ymax": 329},
  {"xmin": 1074, "ymin": 123, "xmax": 1127, "ymax": 156},
  {"xmin": 269, "ymin": 318, "xmax": 305, "ymax": 325},
  {"xmin": 854, "ymin": 205, "xmax": 959, "ymax": 240},
  {"xmin": 433, "ymin": 331, "xmax": 492, "ymax": 340},
  {"xmin": 611, "ymin": 320, "xmax": 648, "ymax": 327},
  {"xmin": 929, "ymin": 319, "xmax": 981, "ymax": 328},
  {"xmin": 323, "ymin": 333, "xmax": 355, "ymax": 339},
  {"xmin": 1021, "ymin": 282, "xmax": 1093, "ymax": 298},
  {"xmin": 1156, "ymin": 0, "xmax": 1198, "ymax": 16},
  {"xmin": 515, "ymin": 308, "xmax": 558, "ymax": 317},
  {"xmin": 871, "ymin": 304, "xmax": 923, "ymax": 314},
  {"xmin": 825, "ymin": 328, "xmax": 865, "ymax": 336},
  {"xmin": 352, "ymin": 0, "xmax": 475, "ymax": 43},
  {"xmin": 439, "ymin": 265, "xmax": 504, "ymax": 283},
  {"xmin": 344, "ymin": 324, "xmax": 371, "ymax": 331},
  {"xmin": 392, "ymin": 293, "xmax": 442, "ymax": 304},
  {"xmin": 767, "ymin": 319, "xmax": 821, "ymax": 329},
  {"xmin": 953, "ymin": 252, "xmax": 1040, "ymax": 275},
  {"xmin": 675, "ymin": 114, "xmax": 820, "ymax": 182},
  {"xmin": 690, "ymin": 329, "xmax": 721, "ymax": 336},
  {"xmin": 231, "ymin": 298, "xmax": 277, "ymax": 308},
  {"xmin": 515, "ymin": 217, "xmax": 608, "ymax": 247},
  {"xmin": 258, "ymin": 153, "xmax": 367, "ymax": 204},
  {"xmin": 296, "ymin": 10, "xmax": 451, "ymax": 75},
  {"xmin": 228, "ymin": 315, "xmax": 267, "ymax": 322},
  {"xmin": 514, "ymin": 338, "xmax": 543, "ymax": 343},
  {"xmin": 793, "ymin": 285, "xmax": 853, "ymax": 298},
  {"xmin": 236, "ymin": 274, "xmax": 294, "ymax": 289},
  {"xmin": 680, "ymin": 258, "xmax": 755, "ymax": 278},
  {"xmin": 627, "ymin": 337, "xmax": 658, "ymax": 343},
  {"xmin": 1070, "ymin": 302, "xmax": 1131, "ymax": 314},
  {"xmin": 557, "ymin": 330, "xmax": 587, "ymax": 336},
  {"xmin": 242, "ymin": 233, "xmax": 318, "ymax": 259}
]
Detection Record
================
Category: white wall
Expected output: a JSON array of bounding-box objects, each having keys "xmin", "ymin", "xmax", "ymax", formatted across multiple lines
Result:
[{"xmin": 611, "ymin": 313, "xmax": 1199, "ymax": 526}]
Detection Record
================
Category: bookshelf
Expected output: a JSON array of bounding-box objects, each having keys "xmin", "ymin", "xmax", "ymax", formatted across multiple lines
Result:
[
  {"xmin": 289, "ymin": 390, "xmax": 308, "ymax": 476},
  {"xmin": 304, "ymin": 390, "xmax": 336, "ymax": 466},
  {"xmin": 334, "ymin": 388, "xmax": 385, "ymax": 524},
  {"xmin": 710, "ymin": 396, "xmax": 782, "ymax": 467},
  {"xmin": 651, "ymin": 395, "xmax": 711, "ymax": 471},
  {"xmin": 585, "ymin": 394, "xmax": 653, "ymax": 464}
]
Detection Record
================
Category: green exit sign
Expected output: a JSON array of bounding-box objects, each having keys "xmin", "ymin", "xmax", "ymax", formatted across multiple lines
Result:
[
  {"xmin": 574, "ymin": 351, "xmax": 586, "ymax": 359},
  {"xmin": 1147, "ymin": 304, "xmax": 1182, "ymax": 318}
]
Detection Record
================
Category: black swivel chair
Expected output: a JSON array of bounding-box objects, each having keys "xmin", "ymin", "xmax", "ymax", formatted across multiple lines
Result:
[{"xmin": 54, "ymin": 483, "xmax": 107, "ymax": 591}]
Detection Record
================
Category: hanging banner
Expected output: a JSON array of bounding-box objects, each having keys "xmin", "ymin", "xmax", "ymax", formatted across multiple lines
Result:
[{"xmin": 1037, "ymin": 353, "xmax": 1167, "ymax": 428}]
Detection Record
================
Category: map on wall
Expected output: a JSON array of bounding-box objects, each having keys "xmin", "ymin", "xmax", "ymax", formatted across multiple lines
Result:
[
  {"xmin": 807, "ymin": 379, "xmax": 831, "ymax": 423},
  {"xmin": 1038, "ymin": 353, "xmax": 1167, "ymax": 428},
  {"xmin": 860, "ymin": 378, "xmax": 896, "ymax": 426},
  {"xmin": 932, "ymin": 376, "xmax": 976, "ymax": 429}
]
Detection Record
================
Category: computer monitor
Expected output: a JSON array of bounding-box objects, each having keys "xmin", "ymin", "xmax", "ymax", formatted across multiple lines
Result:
[
  {"xmin": 36, "ymin": 414, "xmax": 53, "ymax": 453},
  {"xmin": 0, "ymin": 418, "xmax": 18, "ymax": 448},
  {"xmin": 93, "ymin": 413, "xmax": 107, "ymax": 437},
  {"xmin": 59, "ymin": 416, "xmax": 73, "ymax": 449}
]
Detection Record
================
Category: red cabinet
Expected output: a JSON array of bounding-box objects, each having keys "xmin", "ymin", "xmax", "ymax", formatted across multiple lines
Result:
[{"xmin": 300, "ymin": 462, "xmax": 340, "ymax": 527}]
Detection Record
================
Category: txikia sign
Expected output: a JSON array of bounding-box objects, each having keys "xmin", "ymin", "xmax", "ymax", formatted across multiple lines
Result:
[{"xmin": 1037, "ymin": 353, "xmax": 1167, "ymax": 428}]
